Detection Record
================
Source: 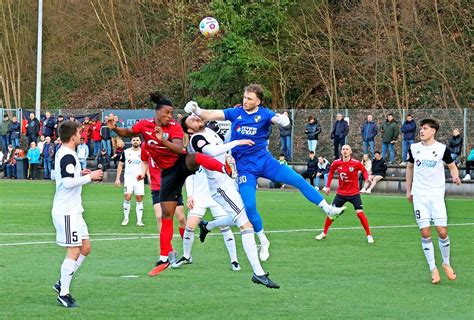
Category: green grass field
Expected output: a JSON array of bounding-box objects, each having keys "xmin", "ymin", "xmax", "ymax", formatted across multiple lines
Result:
[{"xmin": 0, "ymin": 180, "xmax": 473, "ymax": 319}]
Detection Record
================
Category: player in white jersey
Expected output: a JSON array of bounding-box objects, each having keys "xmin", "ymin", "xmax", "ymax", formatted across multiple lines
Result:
[
  {"xmin": 51, "ymin": 121, "xmax": 103, "ymax": 308},
  {"xmin": 171, "ymin": 168, "xmax": 241, "ymax": 271},
  {"xmin": 115, "ymin": 136, "xmax": 145, "ymax": 226},
  {"xmin": 180, "ymin": 114, "xmax": 279, "ymax": 289},
  {"xmin": 406, "ymin": 119, "xmax": 461, "ymax": 284}
]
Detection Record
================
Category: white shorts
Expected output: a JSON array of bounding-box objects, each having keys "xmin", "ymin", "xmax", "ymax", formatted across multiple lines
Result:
[
  {"xmin": 124, "ymin": 176, "xmax": 145, "ymax": 195},
  {"xmin": 412, "ymin": 195, "xmax": 448, "ymax": 229},
  {"xmin": 53, "ymin": 214, "xmax": 89, "ymax": 247},
  {"xmin": 211, "ymin": 183, "xmax": 249, "ymax": 227},
  {"xmin": 188, "ymin": 196, "xmax": 228, "ymax": 219}
]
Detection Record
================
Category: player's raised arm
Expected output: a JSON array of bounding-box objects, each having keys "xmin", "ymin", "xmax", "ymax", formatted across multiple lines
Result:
[
  {"xmin": 107, "ymin": 113, "xmax": 135, "ymax": 137},
  {"xmin": 184, "ymin": 101, "xmax": 225, "ymax": 121},
  {"xmin": 271, "ymin": 112, "xmax": 290, "ymax": 127},
  {"xmin": 201, "ymin": 139, "xmax": 255, "ymax": 157}
]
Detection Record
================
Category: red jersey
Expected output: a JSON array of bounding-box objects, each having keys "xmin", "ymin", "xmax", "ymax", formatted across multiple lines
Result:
[
  {"xmin": 141, "ymin": 143, "xmax": 161, "ymax": 191},
  {"xmin": 133, "ymin": 118, "xmax": 183, "ymax": 170},
  {"xmin": 326, "ymin": 158, "xmax": 368, "ymax": 196}
]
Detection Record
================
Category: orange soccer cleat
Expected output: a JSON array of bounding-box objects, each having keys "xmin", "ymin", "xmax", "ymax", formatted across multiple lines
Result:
[
  {"xmin": 431, "ymin": 268, "xmax": 441, "ymax": 284},
  {"xmin": 442, "ymin": 263, "xmax": 457, "ymax": 281},
  {"xmin": 148, "ymin": 260, "xmax": 170, "ymax": 277}
]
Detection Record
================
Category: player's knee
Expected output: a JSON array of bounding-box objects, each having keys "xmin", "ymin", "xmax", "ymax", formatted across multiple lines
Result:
[
  {"xmin": 420, "ymin": 228, "xmax": 431, "ymax": 238},
  {"xmin": 81, "ymin": 244, "xmax": 92, "ymax": 256},
  {"xmin": 124, "ymin": 194, "xmax": 132, "ymax": 201},
  {"xmin": 136, "ymin": 195, "xmax": 143, "ymax": 202},
  {"xmin": 239, "ymin": 222, "xmax": 254, "ymax": 231}
]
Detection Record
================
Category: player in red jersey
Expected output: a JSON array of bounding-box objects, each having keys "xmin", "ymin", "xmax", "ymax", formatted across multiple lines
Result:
[
  {"xmin": 107, "ymin": 92, "xmax": 234, "ymax": 275},
  {"xmin": 315, "ymin": 145, "xmax": 374, "ymax": 243},
  {"xmin": 139, "ymin": 143, "xmax": 187, "ymax": 275}
]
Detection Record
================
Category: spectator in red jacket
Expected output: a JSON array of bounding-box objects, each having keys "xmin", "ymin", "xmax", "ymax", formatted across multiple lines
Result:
[{"xmin": 92, "ymin": 118, "xmax": 102, "ymax": 156}]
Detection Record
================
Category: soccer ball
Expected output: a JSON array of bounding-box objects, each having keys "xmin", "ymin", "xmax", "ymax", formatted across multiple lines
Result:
[{"xmin": 199, "ymin": 17, "xmax": 219, "ymax": 37}]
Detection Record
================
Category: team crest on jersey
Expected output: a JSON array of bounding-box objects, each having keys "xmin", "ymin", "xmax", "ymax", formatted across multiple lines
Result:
[
  {"xmin": 163, "ymin": 133, "xmax": 169, "ymax": 140},
  {"xmin": 236, "ymin": 125, "xmax": 241, "ymax": 133},
  {"xmin": 254, "ymin": 115, "xmax": 261, "ymax": 123}
]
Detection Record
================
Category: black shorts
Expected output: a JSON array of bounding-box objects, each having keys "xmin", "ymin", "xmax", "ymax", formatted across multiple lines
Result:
[
  {"xmin": 333, "ymin": 194, "xmax": 363, "ymax": 211},
  {"xmin": 151, "ymin": 190, "xmax": 183, "ymax": 206},
  {"xmin": 160, "ymin": 154, "xmax": 196, "ymax": 202}
]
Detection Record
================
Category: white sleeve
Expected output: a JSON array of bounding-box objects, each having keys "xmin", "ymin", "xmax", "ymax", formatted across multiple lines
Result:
[
  {"xmin": 201, "ymin": 140, "xmax": 239, "ymax": 157},
  {"xmin": 62, "ymin": 175, "xmax": 92, "ymax": 189}
]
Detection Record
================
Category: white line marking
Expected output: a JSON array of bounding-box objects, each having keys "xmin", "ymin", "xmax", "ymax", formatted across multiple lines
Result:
[
  {"xmin": 120, "ymin": 275, "xmax": 139, "ymax": 278},
  {"xmin": 1, "ymin": 222, "xmax": 473, "ymax": 247}
]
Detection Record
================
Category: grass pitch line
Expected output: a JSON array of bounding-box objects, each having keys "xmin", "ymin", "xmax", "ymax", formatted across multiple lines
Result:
[{"xmin": 1, "ymin": 222, "xmax": 473, "ymax": 247}]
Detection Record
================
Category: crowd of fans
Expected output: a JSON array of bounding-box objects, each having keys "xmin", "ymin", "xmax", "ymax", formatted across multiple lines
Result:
[
  {"xmin": 0, "ymin": 111, "xmax": 471, "ymax": 186},
  {"xmin": 0, "ymin": 112, "xmax": 125, "ymax": 179}
]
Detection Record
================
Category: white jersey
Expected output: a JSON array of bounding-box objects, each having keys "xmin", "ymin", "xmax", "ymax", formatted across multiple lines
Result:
[
  {"xmin": 52, "ymin": 146, "xmax": 88, "ymax": 216},
  {"xmin": 188, "ymin": 127, "xmax": 235, "ymax": 190},
  {"xmin": 407, "ymin": 141, "xmax": 453, "ymax": 196},
  {"xmin": 185, "ymin": 167, "xmax": 212, "ymax": 199},
  {"xmin": 120, "ymin": 147, "xmax": 142, "ymax": 177}
]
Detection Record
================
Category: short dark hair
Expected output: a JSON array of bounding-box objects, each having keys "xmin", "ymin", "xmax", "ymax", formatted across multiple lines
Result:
[
  {"xmin": 150, "ymin": 91, "xmax": 173, "ymax": 110},
  {"xmin": 279, "ymin": 153, "xmax": 285, "ymax": 157},
  {"xmin": 420, "ymin": 118, "xmax": 440, "ymax": 132},
  {"xmin": 244, "ymin": 84, "xmax": 264, "ymax": 102},
  {"xmin": 308, "ymin": 115, "xmax": 314, "ymax": 121},
  {"xmin": 374, "ymin": 151, "xmax": 381, "ymax": 155},
  {"xmin": 180, "ymin": 115, "xmax": 191, "ymax": 134},
  {"xmin": 58, "ymin": 121, "xmax": 81, "ymax": 143},
  {"xmin": 309, "ymin": 151, "xmax": 315, "ymax": 154}
]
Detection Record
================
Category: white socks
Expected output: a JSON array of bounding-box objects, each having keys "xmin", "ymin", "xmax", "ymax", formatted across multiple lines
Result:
[
  {"xmin": 241, "ymin": 229, "xmax": 265, "ymax": 276},
  {"xmin": 136, "ymin": 201, "xmax": 143, "ymax": 222},
  {"xmin": 421, "ymin": 238, "xmax": 436, "ymax": 271},
  {"xmin": 59, "ymin": 258, "xmax": 76, "ymax": 296},
  {"xmin": 438, "ymin": 237, "xmax": 451, "ymax": 266},
  {"xmin": 74, "ymin": 254, "xmax": 86, "ymax": 272},
  {"xmin": 123, "ymin": 200, "xmax": 131, "ymax": 219},
  {"xmin": 256, "ymin": 230, "xmax": 269, "ymax": 245},
  {"xmin": 206, "ymin": 215, "xmax": 233, "ymax": 231},
  {"xmin": 183, "ymin": 227, "xmax": 195, "ymax": 259},
  {"xmin": 318, "ymin": 199, "xmax": 332, "ymax": 214},
  {"xmin": 220, "ymin": 227, "xmax": 237, "ymax": 262}
]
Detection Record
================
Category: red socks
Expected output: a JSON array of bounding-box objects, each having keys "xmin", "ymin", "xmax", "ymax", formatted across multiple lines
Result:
[
  {"xmin": 194, "ymin": 152, "xmax": 225, "ymax": 173},
  {"xmin": 357, "ymin": 211, "xmax": 371, "ymax": 236},
  {"xmin": 323, "ymin": 217, "xmax": 333, "ymax": 234},
  {"xmin": 160, "ymin": 218, "xmax": 174, "ymax": 256},
  {"xmin": 179, "ymin": 227, "xmax": 185, "ymax": 239}
]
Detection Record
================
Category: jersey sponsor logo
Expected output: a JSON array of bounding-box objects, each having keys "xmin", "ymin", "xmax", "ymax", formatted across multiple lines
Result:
[
  {"xmin": 339, "ymin": 172, "xmax": 348, "ymax": 181},
  {"xmin": 145, "ymin": 131, "xmax": 153, "ymax": 136},
  {"xmin": 418, "ymin": 159, "xmax": 437, "ymax": 168},
  {"xmin": 236, "ymin": 126, "xmax": 257, "ymax": 136},
  {"xmin": 147, "ymin": 140, "xmax": 159, "ymax": 146}
]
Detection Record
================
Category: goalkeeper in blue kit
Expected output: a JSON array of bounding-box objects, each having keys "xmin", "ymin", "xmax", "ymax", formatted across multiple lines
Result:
[{"xmin": 184, "ymin": 84, "xmax": 345, "ymax": 261}]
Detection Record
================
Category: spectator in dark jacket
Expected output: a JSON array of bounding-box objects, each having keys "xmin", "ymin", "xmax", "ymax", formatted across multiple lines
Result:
[
  {"xmin": 8, "ymin": 116, "xmax": 21, "ymax": 148},
  {"xmin": 278, "ymin": 111, "xmax": 292, "ymax": 161},
  {"xmin": 42, "ymin": 136, "xmax": 54, "ymax": 179},
  {"xmin": 25, "ymin": 112, "xmax": 41, "ymax": 146},
  {"xmin": 400, "ymin": 114, "xmax": 416, "ymax": 165},
  {"xmin": 304, "ymin": 116, "xmax": 321, "ymax": 153},
  {"xmin": 100, "ymin": 116, "xmax": 112, "ymax": 156},
  {"xmin": 96, "ymin": 148, "xmax": 110, "ymax": 171},
  {"xmin": 448, "ymin": 128, "xmax": 463, "ymax": 163},
  {"xmin": 314, "ymin": 156, "xmax": 330, "ymax": 190},
  {"xmin": 301, "ymin": 151, "xmax": 318, "ymax": 186},
  {"xmin": 1, "ymin": 113, "xmax": 12, "ymax": 151},
  {"xmin": 360, "ymin": 114, "xmax": 378, "ymax": 158},
  {"xmin": 331, "ymin": 112, "xmax": 349, "ymax": 159},
  {"xmin": 53, "ymin": 115, "xmax": 64, "ymax": 139},
  {"xmin": 381, "ymin": 113, "xmax": 399, "ymax": 164},
  {"xmin": 41, "ymin": 112, "xmax": 55, "ymax": 138},
  {"xmin": 3, "ymin": 144, "xmax": 14, "ymax": 178},
  {"xmin": 361, "ymin": 151, "xmax": 387, "ymax": 193}
]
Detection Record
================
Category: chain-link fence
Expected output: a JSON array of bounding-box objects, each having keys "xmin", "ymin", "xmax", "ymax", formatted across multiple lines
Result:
[{"xmin": 268, "ymin": 108, "xmax": 472, "ymax": 163}]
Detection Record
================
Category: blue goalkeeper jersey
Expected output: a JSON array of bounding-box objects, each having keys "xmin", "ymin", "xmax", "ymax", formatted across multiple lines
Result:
[{"xmin": 223, "ymin": 106, "xmax": 275, "ymax": 161}]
